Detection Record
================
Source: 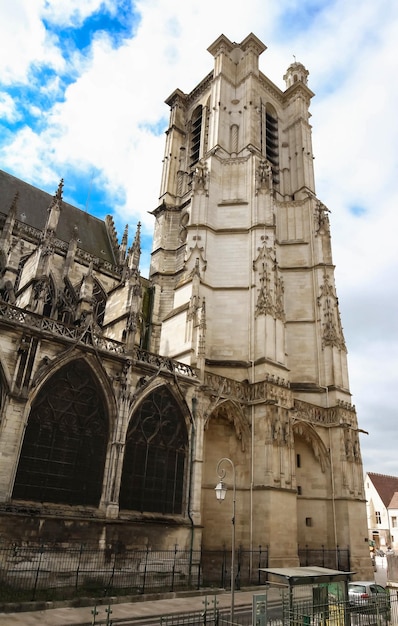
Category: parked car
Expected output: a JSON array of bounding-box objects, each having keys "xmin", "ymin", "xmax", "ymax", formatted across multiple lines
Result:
[{"xmin": 348, "ymin": 581, "xmax": 390, "ymax": 614}]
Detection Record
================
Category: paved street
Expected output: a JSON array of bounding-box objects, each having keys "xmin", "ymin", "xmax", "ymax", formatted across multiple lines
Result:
[
  {"xmin": 0, "ymin": 588, "xmax": 264, "ymax": 625},
  {"xmin": 375, "ymin": 555, "xmax": 387, "ymax": 586}
]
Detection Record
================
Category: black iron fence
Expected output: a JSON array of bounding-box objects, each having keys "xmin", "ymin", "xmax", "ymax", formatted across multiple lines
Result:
[
  {"xmin": 0, "ymin": 543, "xmax": 350, "ymax": 603},
  {"xmin": 0, "ymin": 543, "xmax": 268, "ymax": 603},
  {"xmin": 299, "ymin": 544, "xmax": 351, "ymax": 571}
]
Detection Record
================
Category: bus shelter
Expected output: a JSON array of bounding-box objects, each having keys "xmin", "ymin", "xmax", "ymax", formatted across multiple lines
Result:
[{"xmin": 256, "ymin": 566, "xmax": 354, "ymax": 626}]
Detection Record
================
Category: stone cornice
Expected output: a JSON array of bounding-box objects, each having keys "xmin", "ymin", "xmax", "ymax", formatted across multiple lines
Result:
[{"xmin": 186, "ymin": 71, "xmax": 214, "ymax": 108}]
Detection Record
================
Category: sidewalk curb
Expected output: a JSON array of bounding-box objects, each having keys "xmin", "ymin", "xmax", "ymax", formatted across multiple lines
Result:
[{"xmin": 0, "ymin": 586, "xmax": 265, "ymax": 615}]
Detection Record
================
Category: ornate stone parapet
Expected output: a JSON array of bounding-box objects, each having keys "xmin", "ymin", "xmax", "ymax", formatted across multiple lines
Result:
[
  {"xmin": 203, "ymin": 371, "xmax": 291, "ymax": 406},
  {"xmin": 0, "ymin": 301, "xmax": 199, "ymax": 379},
  {"xmin": 294, "ymin": 398, "xmax": 356, "ymax": 426}
]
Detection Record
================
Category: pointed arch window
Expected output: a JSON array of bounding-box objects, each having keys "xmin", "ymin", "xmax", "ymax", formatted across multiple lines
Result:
[
  {"xmin": 120, "ymin": 386, "xmax": 188, "ymax": 514},
  {"xmin": 12, "ymin": 360, "xmax": 108, "ymax": 506}
]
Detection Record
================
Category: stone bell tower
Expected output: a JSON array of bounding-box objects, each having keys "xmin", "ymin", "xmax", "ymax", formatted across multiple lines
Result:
[
  {"xmin": 149, "ymin": 33, "xmax": 345, "ymax": 393},
  {"xmin": 149, "ymin": 34, "xmax": 371, "ymax": 576}
]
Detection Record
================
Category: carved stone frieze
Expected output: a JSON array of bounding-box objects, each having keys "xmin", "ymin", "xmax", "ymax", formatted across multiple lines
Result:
[
  {"xmin": 294, "ymin": 399, "xmax": 335, "ymax": 425},
  {"xmin": 293, "ymin": 399, "xmax": 356, "ymax": 427},
  {"xmin": 203, "ymin": 371, "xmax": 291, "ymax": 407}
]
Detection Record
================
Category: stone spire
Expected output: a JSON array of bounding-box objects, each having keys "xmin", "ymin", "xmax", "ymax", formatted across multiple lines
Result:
[
  {"xmin": 0, "ymin": 192, "xmax": 18, "ymax": 252},
  {"xmin": 62, "ymin": 226, "xmax": 79, "ymax": 279},
  {"xmin": 127, "ymin": 222, "xmax": 141, "ymax": 271},
  {"xmin": 45, "ymin": 179, "xmax": 63, "ymax": 236},
  {"xmin": 119, "ymin": 224, "xmax": 129, "ymax": 263}
]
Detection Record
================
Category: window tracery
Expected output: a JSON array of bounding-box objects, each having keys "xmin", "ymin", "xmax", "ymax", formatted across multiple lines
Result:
[
  {"xmin": 12, "ymin": 359, "xmax": 108, "ymax": 506},
  {"xmin": 120, "ymin": 386, "xmax": 188, "ymax": 515}
]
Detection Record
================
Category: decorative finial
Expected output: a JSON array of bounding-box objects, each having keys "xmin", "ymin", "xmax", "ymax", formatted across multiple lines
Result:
[{"xmin": 55, "ymin": 178, "xmax": 64, "ymax": 201}]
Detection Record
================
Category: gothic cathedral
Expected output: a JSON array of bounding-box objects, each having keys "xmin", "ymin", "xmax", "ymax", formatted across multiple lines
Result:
[{"xmin": 0, "ymin": 34, "xmax": 371, "ymax": 578}]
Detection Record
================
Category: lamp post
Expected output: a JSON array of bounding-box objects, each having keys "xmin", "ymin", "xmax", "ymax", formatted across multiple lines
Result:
[{"xmin": 215, "ymin": 457, "xmax": 236, "ymax": 625}]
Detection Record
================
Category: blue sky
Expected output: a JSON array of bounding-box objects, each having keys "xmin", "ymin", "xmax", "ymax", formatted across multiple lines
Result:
[{"xmin": 0, "ymin": 0, "xmax": 398, "ymax": 476}]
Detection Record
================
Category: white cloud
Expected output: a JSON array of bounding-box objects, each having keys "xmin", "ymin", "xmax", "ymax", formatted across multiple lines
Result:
[
  {"xmin": 42, "ymin": 0, "xmax": 116, "ymax": 26},
  {"xmin": 0, "ymin": 0, "xmax": 65, "ymax": 84},
  {"xmin": 0, "ymin": 93, "xmax": 20, "ymax": 122}
]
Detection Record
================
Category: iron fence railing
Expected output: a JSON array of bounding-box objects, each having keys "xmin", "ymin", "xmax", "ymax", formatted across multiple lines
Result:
[
  {"xmin": 299, "ymin": 544, "xmax": 351, "ymax": 571},
  {"xmin": 0, "ymin": 543, "xmax": 267, "ymax": 603},
  {"xmin": 0, "ymin": 543, "xmax": 350, "ymax": 603}
]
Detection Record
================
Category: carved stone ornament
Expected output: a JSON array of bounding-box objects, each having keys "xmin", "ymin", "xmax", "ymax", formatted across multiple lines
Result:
[
  {"xmin": 253, "ymin": 236, "xmax": 285, "ymax": 321},
  {"xmin": 192, "ymin": 161, "xmax": 208, "ymax": 194},
  {"xmin": 314, "ymin": 200, "xmax": 330, "ymax": 235},
  {"xmin": 256, "ymin": 159, "xmax": 273, "ymax": 194},
  {"xmin": 318, "ymin": 269, "xmax": 346, "ymax": 350}
]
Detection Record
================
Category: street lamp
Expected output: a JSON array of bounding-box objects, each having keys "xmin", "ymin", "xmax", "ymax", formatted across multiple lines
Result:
[{"xmin": 215, "ymin": 457, "xmax": 236, "ymax": 624}]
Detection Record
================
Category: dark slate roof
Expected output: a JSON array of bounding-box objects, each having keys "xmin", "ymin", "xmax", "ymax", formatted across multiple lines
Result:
[
  {"xmin": 0, "ymin": 169, "xmax": 117, "ymax": 265},
  {"xmin": 368, "ymin": 473, "xmax": 398, "ymax": 508}
]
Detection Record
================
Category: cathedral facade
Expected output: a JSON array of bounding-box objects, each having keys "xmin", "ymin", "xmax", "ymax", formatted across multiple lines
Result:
[{"xmin": 0, "ymin": 34, "xmax": 371, "ymax": 577}]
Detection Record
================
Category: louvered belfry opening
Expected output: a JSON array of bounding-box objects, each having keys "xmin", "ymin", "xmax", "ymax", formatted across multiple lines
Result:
[
  {"xmin": 190, "ymin": 106, "xmax": 202, "ymax": 166},
  {"xmin": 12, "ymin": 360, "xmax": 108, "ymax": 506},
  {"xmin": 265, "ymin": 108, "xmax": 279, "ymax": 185},
  {"xmin": 120, "ymin": 386, "xmax": 188, "ymax": 515}
]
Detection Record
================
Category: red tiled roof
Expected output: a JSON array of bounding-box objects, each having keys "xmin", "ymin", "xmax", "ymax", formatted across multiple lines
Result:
[{"xmin": 368, "ymin": 473, "xmax": 398, "ymax": 508}]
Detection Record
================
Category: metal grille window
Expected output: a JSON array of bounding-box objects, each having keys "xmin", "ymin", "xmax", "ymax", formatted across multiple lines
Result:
[
  {"xmin": 12, "ymin": 360, "xmax": 108, "ymax": 506},
  {"xmin": 120, "ymin": 387, "xmax": 188, "ymax": 514}
]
